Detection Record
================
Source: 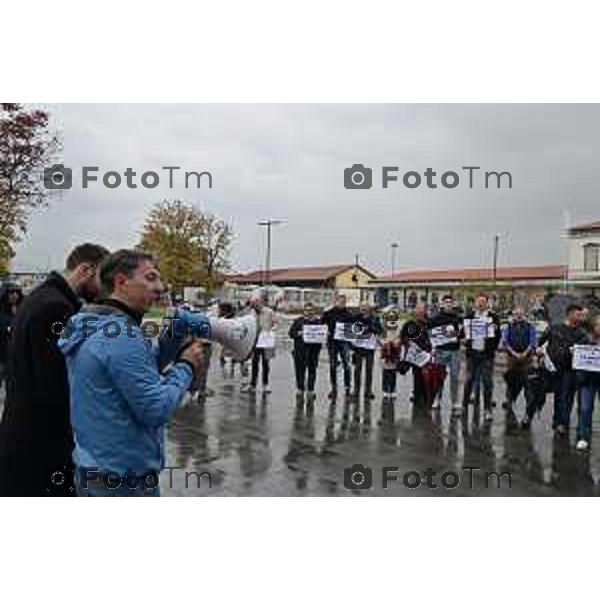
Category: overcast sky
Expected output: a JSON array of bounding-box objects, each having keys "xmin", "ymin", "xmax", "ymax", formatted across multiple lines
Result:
[{"xmin": 12, "ymin": 104, "xmax": 600, "ymax": 276}]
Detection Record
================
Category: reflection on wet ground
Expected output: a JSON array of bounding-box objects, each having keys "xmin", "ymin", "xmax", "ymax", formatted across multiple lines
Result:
[{"xmin": 163, "ymin": 353, "xmax": 600, "ymax": 496}]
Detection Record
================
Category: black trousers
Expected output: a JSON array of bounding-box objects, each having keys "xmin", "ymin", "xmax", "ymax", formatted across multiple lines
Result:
[
  {"xmin": 353, "ymin": 348, "xmax": 375, "ymax": 394},
  {"xmin": 293, "ymin": 345, "xmax": 321, "ymax": 392},
  {"xmin": 251, "ymin": 348, "xmax": 270, "ymax": 387}
]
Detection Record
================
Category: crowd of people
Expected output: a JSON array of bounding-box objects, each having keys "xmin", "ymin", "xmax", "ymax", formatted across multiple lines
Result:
[
  {"xmin": 0, "ymin": 244, "xmax": 599, "ymax": 497},
  {"xmin": 215, "ymin": 291, "xmax": 600, "ymax": 455}
]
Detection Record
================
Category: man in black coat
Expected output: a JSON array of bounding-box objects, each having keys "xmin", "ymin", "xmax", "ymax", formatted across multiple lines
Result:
[
  {"xmin": 0, "ymin": 243, "xmax": 109, "ymax": 496},
  {"xmin": 462, "ymin": 294, "xmax": 502, "ymax": 421}
]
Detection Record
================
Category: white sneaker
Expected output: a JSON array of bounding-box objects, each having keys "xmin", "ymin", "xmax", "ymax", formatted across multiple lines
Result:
[
  {"xmin": 484, "ymin": 409, "xmax": 493, "ymax": 422},
  {"xmin": 451, "ymin": 404, "xmax": 463, "ymax": 415},
  {"xmin": 576, "ymin": 439, "xmax": 590, "ymax": 452},
  {"xmin": 262, "ymin": 385, "xmax": 271, "ymax": 394},
  {"xmin": 431, "ymin": 399, "xmax": 441, "ymax": 409}
]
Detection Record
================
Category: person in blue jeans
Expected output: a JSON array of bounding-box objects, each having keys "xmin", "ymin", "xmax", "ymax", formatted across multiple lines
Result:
[
  {"xmin": 538, "ymin": 303, "xmax": 588, "ymax": 436},
  {"xmin": 575, "ymin": 316, "xmax": 600, "ymax": 451},
  {"xmin": 428, "ymin": 295, "xmax": 462, "ymax": 413}
]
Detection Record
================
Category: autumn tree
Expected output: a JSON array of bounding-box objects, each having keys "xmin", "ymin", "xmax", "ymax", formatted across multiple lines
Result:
[
  {"xmin": 138, "ymin": 199, "xmax": 232, "ymax": 295},
  {"xmin": 0, "ymin": 103, "xmax": 59, "ymax": 272}
]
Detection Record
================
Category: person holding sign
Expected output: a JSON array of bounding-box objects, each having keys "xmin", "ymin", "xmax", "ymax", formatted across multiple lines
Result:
[
  {"xmin": 537, "ymin": 303, "xmax": 588, "ymax": 436},
  {"xmin": 350, "ymin": 302, "xmax": 383, "ymax": 401},
  {"xmin": 288, "ymin": 303, "xmax": 324, "ymax": 401},
  {"xmin": 574, "ymin": 316, "xmax": 600, "ymax": 451},
  {"xmin": 247, "ymin": 293, "xmax": 277, "ymax": 394},
  {"xmin": 381, "ymin": 309, "xmax": 402, "ymax": 400},
  {"xmin": 401, "ymin": 303, "xmax": 432, "ymax": 408},
  {"xmin": 462, "ymin": 294, "xmax": 501, "ymax": 422},
  {"xmin": 502, "ymin": 306, "xmax": 538, "ymax": 420},
  {"xmin": 428, "ymin": 295, "xmax": 462, "ymax": 413},
  {"xmin": 322, "ymin": 294, "xmax": 353, "ymax": 400}
]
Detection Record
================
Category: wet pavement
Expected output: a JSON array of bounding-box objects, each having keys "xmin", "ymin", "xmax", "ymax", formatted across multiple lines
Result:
[
  {"xmin": 162, "ymin": 345, "xmax": 600, "ymax": 496},
  {"xmin": 2, "ymin": 342, "xmax": 599, "ymax": 496}
]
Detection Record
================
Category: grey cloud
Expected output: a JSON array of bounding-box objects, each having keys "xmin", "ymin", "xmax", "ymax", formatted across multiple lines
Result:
[{"xmin": 13, "ymin": 104, "xmax": 600, "ymax": 276}]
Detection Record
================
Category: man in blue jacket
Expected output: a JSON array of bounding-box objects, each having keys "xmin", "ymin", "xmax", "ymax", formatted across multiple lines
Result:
[{"xmin": 59, "ymin": 249, "xmax": 206, "ymax": 496}]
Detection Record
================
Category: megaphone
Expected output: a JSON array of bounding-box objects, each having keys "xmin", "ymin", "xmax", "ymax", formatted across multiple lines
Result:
[{"xmin": 158, "ymin": 308, "xmax": 260, "ymax": 371}]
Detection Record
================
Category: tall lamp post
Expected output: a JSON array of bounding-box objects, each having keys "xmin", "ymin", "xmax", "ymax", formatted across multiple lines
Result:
[
  {"xmin": 390, "ymin": 242, "xmax": 398, "ymax": 278},
  {"xmin": 258, "ymin": 219, "xmax": 284, "ymax": 287},
  {"xmin": 492, "ymin": 233, "xmax": 500, "ymax": 287}
]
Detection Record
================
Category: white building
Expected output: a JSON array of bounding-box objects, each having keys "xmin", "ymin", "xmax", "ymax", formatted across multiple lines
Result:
[{"xmin": 568, "ymin": 220, "xmax": 600, "ymax": 295}]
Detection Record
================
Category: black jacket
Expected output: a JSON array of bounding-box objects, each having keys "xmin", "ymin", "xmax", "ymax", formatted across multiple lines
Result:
[
  {"xmin": 539, "ymin": 323, "xmax": 589, "ymax": 373},
  {"xmin": 0, "ymin": 272, "xmax": 82, "ymax": 496},
  {"xmin": 401, "ymin": 318, "xmax": 432, "ymax": 352},
  {"xmin": 463, "ymin": 310, "xmax": 501, "ymax": 358},
  {"xmin": 427, "ymin": 310, "xmax": 462, "ymax": 351},
  {"xmin": 288, "ymin": 315, "xmax": 324, "ymax": 353},
  {"xmin": 322, "ymin": 306, "xmax": 353, "ymax": 342},
  {"xmin": 0, "ymin": 310, "xmax": 16, "ymax": 363}
]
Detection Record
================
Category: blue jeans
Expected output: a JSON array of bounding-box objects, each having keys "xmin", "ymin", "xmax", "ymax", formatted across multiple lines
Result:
[
  {"xmin": 463, "ymin": 352, "xmax": 494, "ymax": 409},
  {"xmin": 75, "ymin": 468, "xmax": 161, "ymax": 497},
  {"xmin": 553, "ymin": 371, "xmax": 578, "ymax": 429},
  {"xmin": 577, "ymin": 383, "xmax": 600, "ymax": 442},
  {"xmin": 435, "ymin": 349, "xmax": 460, "ymax": 405},
  {"xmin": 328, "ymin": 341, "xmax": 352, "ymax": 392}
]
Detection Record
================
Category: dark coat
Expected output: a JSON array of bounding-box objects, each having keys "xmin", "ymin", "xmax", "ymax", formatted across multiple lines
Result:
[
  {"xmin": 0, "ymin": 272, "xmax": 82, "ymax": 496},
  {"xmin": 463, "ymin": 310, "xmax": 501, "ymax": 358}
]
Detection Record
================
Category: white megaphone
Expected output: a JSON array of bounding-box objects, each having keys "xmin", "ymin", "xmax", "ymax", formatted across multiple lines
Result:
[
  {"xmin": 207, "ymin": 310, "xmax": 260, "ymax": 361},
  {"xmin": 158, "ymin": 308, "xmax": 260, "ymax": 370}
]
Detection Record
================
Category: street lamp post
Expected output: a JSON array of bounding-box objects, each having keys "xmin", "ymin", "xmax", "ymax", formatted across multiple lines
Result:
[
  {"xmin": 492, "ymin": 233, "xmax": 500, "ymax": 287},
  {"xmin": 258, "ymin": 219, "xmax": 284, "ymax": 287},
  {"xmin": 390, "ymin": 242, "xmax": 398, "ymax": 278}
]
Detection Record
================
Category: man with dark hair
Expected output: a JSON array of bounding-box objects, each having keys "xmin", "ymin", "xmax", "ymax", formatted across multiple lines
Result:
[
  {"xmin": 462, "ymin": 294, "xmax": 501, "ymax": 422},
  {"xmin": 0, "ymin": 243, "xmax": 109, "ymax": 496},
  {"xmin": 501, "ymin": 306, "xmax": 538, "ymax": 420},
  {"xmin": 428, "ymin": 294, "xmax": 462, "ymax": 413},
  {"xmin": 58, "ymin": 249, "xmax": 206, "ymax": 496},
  {"xmin": 538, "ymin": 302, "xmax": 588, "ymax": 435},
  {"xmin": 322, "ymin": 294, "xmax": 353, "ymax": 399}
]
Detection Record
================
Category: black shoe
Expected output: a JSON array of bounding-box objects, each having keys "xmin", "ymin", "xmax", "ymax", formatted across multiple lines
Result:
[
  {"xmin": 328, "ymin": 390, "xmax": 337, "ymax": 400},
  {"xmin": 521, "ymin": 415, "xmax": 532, "ymax": 430},
  {"xmin": 365, "ymin": 391, "xmax": 375, "ymax": 400}
]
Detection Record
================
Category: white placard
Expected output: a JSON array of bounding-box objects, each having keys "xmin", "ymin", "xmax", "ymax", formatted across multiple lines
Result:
[
  {"xmin": 404, "ymin": 343, "xmax": 432, "ymax": 367},
  {"xmin": 256, "ymin": 331, "xmax": 276, "ymax": 349},
  {"xmin": 333, "ymin": 321, "xmax": 347, "ymax": 341},
  {"xmin": 302, "ymin": 324, "xmax": 328, "ymax": 344},
  {"xmin": 352, "ymin": 335, "xmax": 377, "ymax": 350},
  {"xmin": 463, "ymin": 317, "xmax": 494, "ymax": 341},
  {"xmin": 539, "ymin": 343, "xmax": 556, "ymax": 372},
  {"xmin": 429, "ymin": 325, "xmax": 459, "ymax": 348},
  {"xmin": 573, "ymin": 344, "xmax": 600, "ymax": 372}
]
